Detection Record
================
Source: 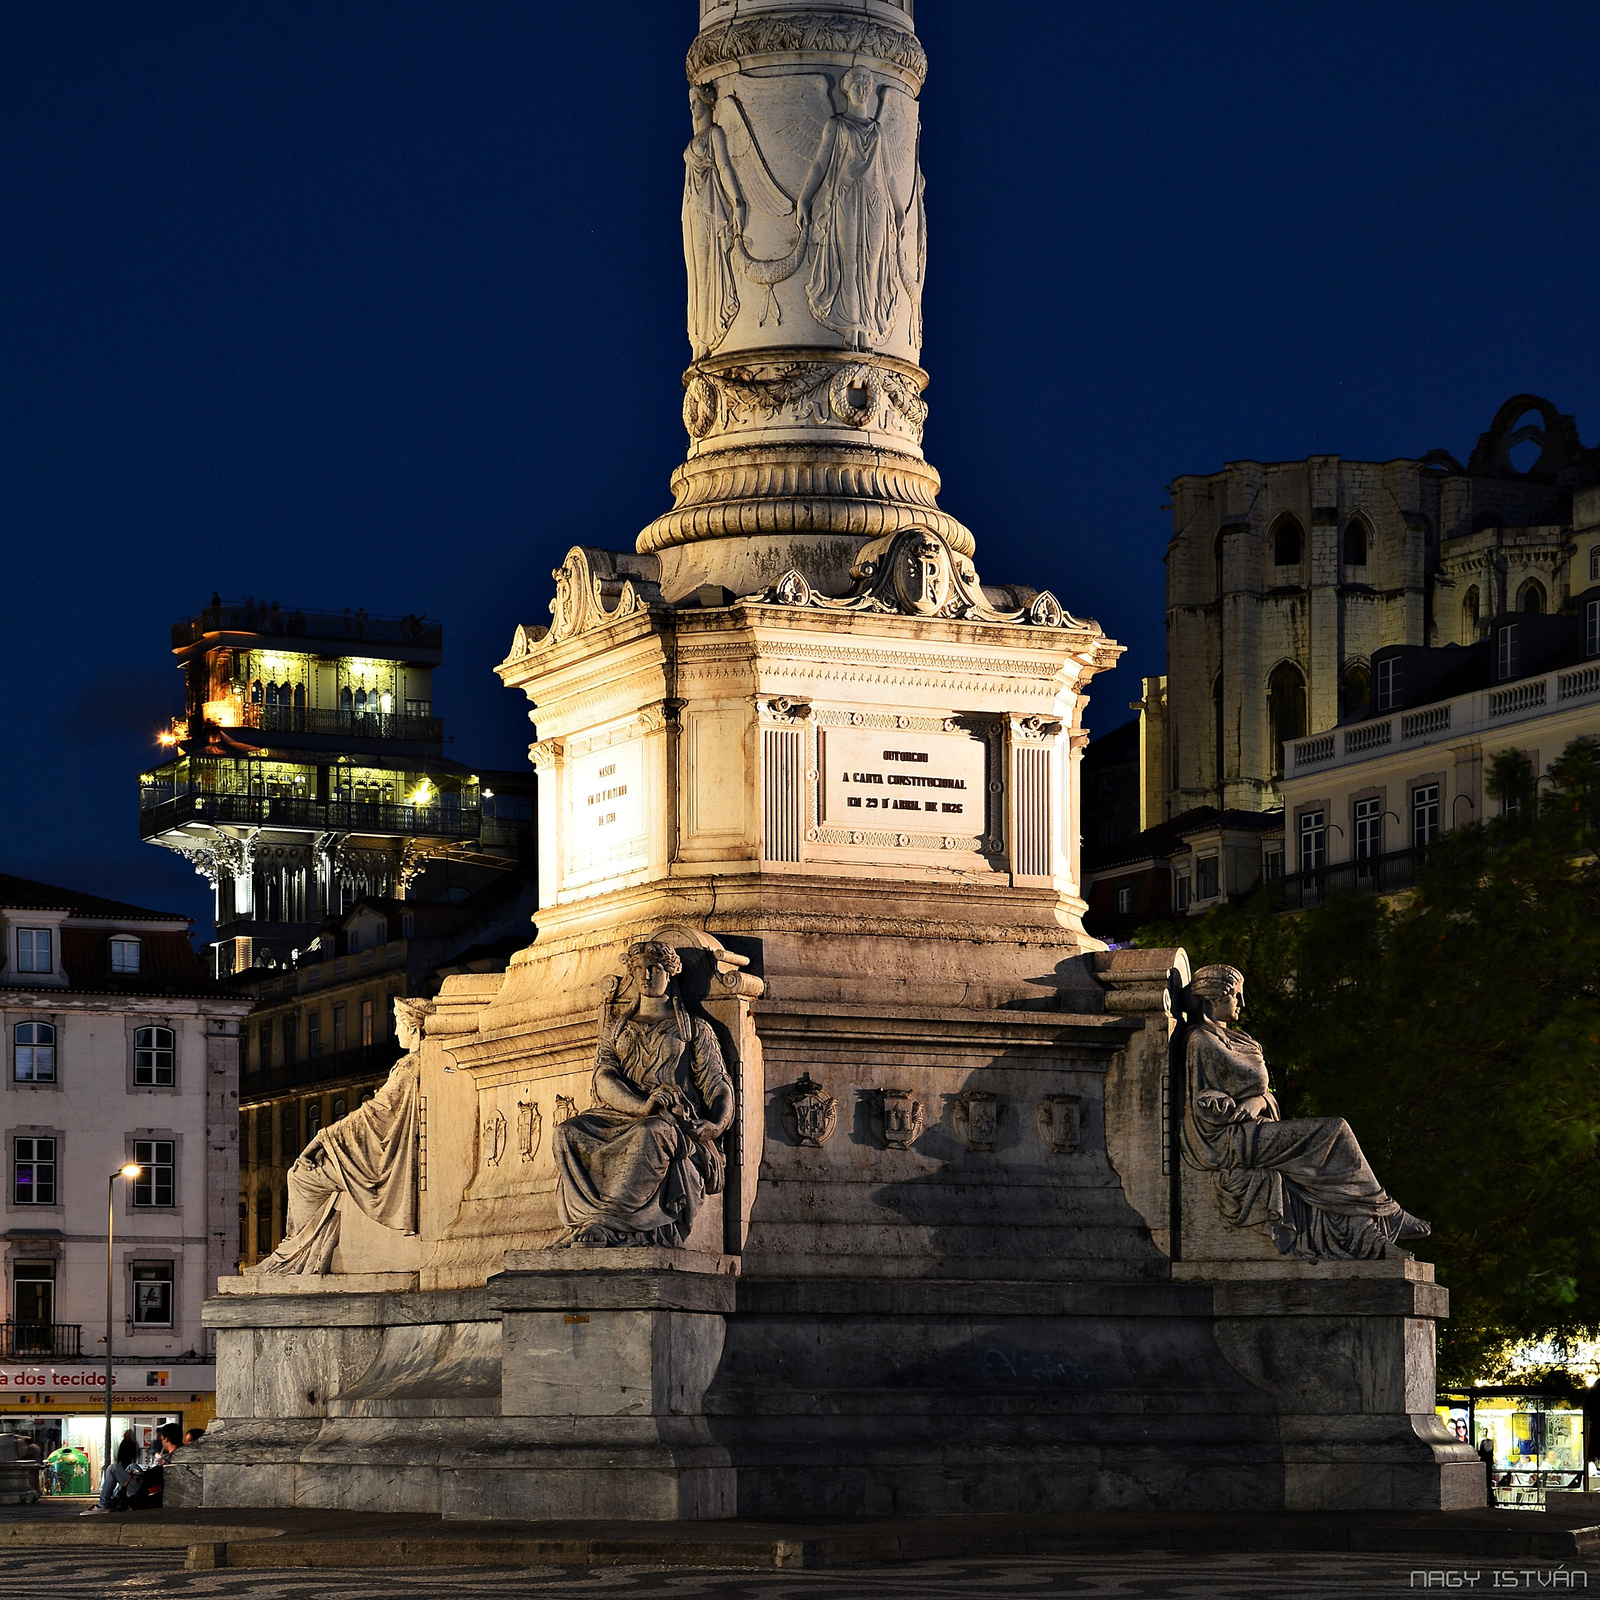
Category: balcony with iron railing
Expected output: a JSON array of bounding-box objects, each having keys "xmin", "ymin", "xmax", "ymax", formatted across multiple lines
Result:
[
  {"xmin": 1277, "ymin": 846, "xmax": 1420, "ymax": 911},
  {"xmin": 139, "ymin": 790, "xmax": 481, "ymax": 841},
  {"xmin": 242, "ymin": 1039, "xmax": 404, "ymax": 1099},
  {"xmin": 0, "ymin": 1321, "xmax": 82, "ymax": 1359},
  {"xmin": 236, "ymin": 704, "xmax": 443, "ymax": 743},
  {"xmin": 173, "ymin": 604, "xmax": 441, "ymax": 652}
]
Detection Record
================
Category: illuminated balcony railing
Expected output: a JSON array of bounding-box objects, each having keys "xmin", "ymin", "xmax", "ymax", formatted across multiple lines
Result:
[
  {"xmin": 173, "ymin": 605, "xmax": 441, "ymax": 651},
  {"xmin": 236, "ymin": 704, "xmax": 443, "ymax": 742},
  {"xmin": 139, "ymin": 791, "xmax": 481, "ymax": 841}
]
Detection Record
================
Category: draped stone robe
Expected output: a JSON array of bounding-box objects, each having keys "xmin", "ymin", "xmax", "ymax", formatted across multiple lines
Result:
[
  {"xmin": 253, "ymin": 1050, "xmax": 420, "ymax": 1275},
  {"xmin": 805, "ymin": 111, "xmax": 901, "ymax": 347},
  {"xmin": 554, "ymin": 1001, "xmax": 732, "ymax": 1247},
  {"xmin": 1181, "ymin": 1017, "xmax": 1409, "ymax": 1260}
]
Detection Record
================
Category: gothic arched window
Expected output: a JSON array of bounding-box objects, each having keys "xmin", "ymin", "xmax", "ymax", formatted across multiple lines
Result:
[
  {"xmin": 1343, "ymin": 516, "xmax": 1370, "ymax": 566},
  {"xmin": 1519, "ymin": 579, "xmax": 1546, "ymax": 614},
  {"xmin": 1267, "ymin": 662, "xmax": 1307, "ymax": 776},
  {"xmin": 1270, "ymin": 514, "xmax": 1304, "ymax": 569},
  {"xmin": 1341, "ymin": 661, "xmax": 1372, "ymax": 723},
  {"xmin": 1463, "ymin": 584, "xmax": 1480, "ymax": 642}
]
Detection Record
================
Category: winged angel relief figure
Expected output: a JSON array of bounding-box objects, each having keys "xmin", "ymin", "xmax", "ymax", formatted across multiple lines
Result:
[{"xmin": 682, "ymin": 69, "xmax": 926, "ymax": 357}]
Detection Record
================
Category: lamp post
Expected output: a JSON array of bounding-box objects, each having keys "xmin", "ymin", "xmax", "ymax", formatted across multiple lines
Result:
[{"xmin": 104, "ymin": 1163, "xmax": 142, "ymax": 1484}]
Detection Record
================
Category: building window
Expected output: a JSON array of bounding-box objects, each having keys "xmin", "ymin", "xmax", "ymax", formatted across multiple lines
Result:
[
  {"xmin": 1173, "ymin": 874, "xmax": 1191, "ymax": 913},
  {"xmin": 131, "ymin": 1140, "xmax": 175, "ymax": 1207},
  {"xmin": 360, "ymin": 998, "xmax": 374, "ymax": 1049},
  {"xmin": 1196, "ymin": 855, "xmax": 1220, "ymax": 900},
  {"xmin": 1587, "ymin": 599, "xmax": 1599, "ymax": 659},
  {"xmin": 282, "ymin": 1014, "xmax": 298, "ymax": 1066},
  {"xmin": 359, "ymin": 1087, "xmax": 375, "ymax": 1106},
  {"xmin": 1343, "ymin": 517, "xmax": 1369, "ymax": 566},
  {"xmin": 1497, "ymin": 623, "xmax": 1519, "ymax": 681},
  {"xmin": 258, "ymin": 1021, "xmax": 272, "ymax": 1071},
  {"xmin": 1299, "ymin": 811, "xmax": 1326, "ymax": 874},
  {"xmin": 13, "ymin": 1137, "xmax": 56, "ymax": 1205},
  {"xmin": 109, "ymin": 937, "xmax": 142, "ymax": 974},
  {"xmin": 133, "ymin": 1026, "xmax": 175, "ymax": 1086},
  {"xmin": 1376, "ymin": 657, "xmax": 1401, "ymax": 712},
  {"xmin": 1340, "ymin": 662, "xmax": 1372, "ymax": 723},
  {"xmin": 1463, "ymin": 585, "xmax": 1481, "ymax": 643},
  {"xmin": 1519, "ymin": 579, "xmax": 1545, "ymax": 615},
  {"xmin": 14, "ymin": 1021, "xmax": 56, "ymax": 1083},
  {"xmin": 1115, "ymin": 884, "xmax": 1135, "ymax": 917},
  {"xmin": 131, "ymin": 1261, "xmax": 174, "ymax": 1327},
  {"xmin": 1354, "ymin": 796, "xmax": 1382, "ymax": 862},
  {"xmin": 255, "ymin": 1109, "xmax": 272, "ymax": 1163},
  {"xmin": 281, "ymin": 1103, "xmax": 300, "ymax": 1161},
  {"xmin": 16, "ymin": 928, "xmax": 52, "ymax": 974},
  {"xmin": 256, "ymin": 1190, "xmax": 272, "ymax": 1253},
  {"xmin": 1413, "ymin": 784, "xmax": 1441, "ymax": 849},
  {"xmin": 307, "ymin": 1010, "xmax": 321, "ymax": 1058},
  {"xmin": 1270, "ymin": 513, "xmax": 1304, "ymax": 568},
  {"xmin": 1263, "ymin": 848, "xmax": 1284, "ymax": 881},
  {"xmin": 1267, "ymin": 662, "xmax": 1307, "ymax": 777},
  {"xmin": 332, "ymin": 1096, "xmax": 348, "ymax": 1121},
  {"xmin": 332, "ymin": 1003, "xmax": 347, "ymax": 1054},
  {"xmin": 306, "ymin": 1101, "xmax": 322, "ymax": 1138},
  {"xmin": 1591, "ymin": 546, "xmax": 1600, "ymax": 583},
  {"xmin": 12, "ymin": 1261, "xmax": 54, "ymax": 1328}
]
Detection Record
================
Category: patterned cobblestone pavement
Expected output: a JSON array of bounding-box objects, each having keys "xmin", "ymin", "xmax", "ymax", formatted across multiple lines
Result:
[{"xmin": 14, "ymin": 1547, "xmax": 1581, "ymax": 1599}]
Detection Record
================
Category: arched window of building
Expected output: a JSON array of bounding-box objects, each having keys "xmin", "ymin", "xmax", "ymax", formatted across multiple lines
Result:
[
  {"xmin": 293, "ymin": 682, "xmax": 305, "ymax": 708},
  {"xmin": 332, "ymin": 1097, "xmax": 348, "ymax": 1121},
  {"xmin": 1213, "ymin": 532, "xmax": 1226, "ymax": 600},
  {"xmin": 133, "ymin": 1025, "xmax": 175, "ymax": 1086},
  {"xmin": 1462, "ymin": 584, "xmax": 1480, "ymax": 642},
  {"xmin": 1212, "ymin": 675, "xmax": 1225, "ymax": 789},
  {"xmin": 1340, "ymin": 661, "xmax": 1372, "ymax": 723},
  {"xmin": 1590, "ymin": 546, "xmax": 1600, "ymax": 583},
  {"xmin": 281, "ymin": 1103, "xmax": 299, "ymax": 1161},
  {"xmin": 1270, "ymin": 514, "xmax": 1304, "ymax": 569},
  {"xmin": 256, "ymin": 1189, "xmax": 272, "ymax": 1254},
  {"xmin": 1343, "ymin": 516, "xmax": 1370, "ymax": 567},
  {"xmin": 1267, "ymin": 662, "xmax": 1307, "ymax": 777},
  {"xmin": 250, "ymin": 679, "xmax": 264, "ymax": 705},
  {"xmin": 340, "ymin": 685, "xmax": 353, "ymax": 715},
  {"xmin": 1519, "ymin": 579, "xmax": 1545, "ymax": 614}
]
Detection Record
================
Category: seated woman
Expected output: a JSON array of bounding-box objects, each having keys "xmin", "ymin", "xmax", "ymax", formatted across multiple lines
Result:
[
  {"xmin": 553, "ymin": 940, "xmax": 734, "ymax": 1248},
  {"xmin": 1182, "ymin": 963, "xmax": 1430, "ymax": 1260},
  {"xmin": 79, "ymin": 1431, "xmax": 138, "ymax": 1516}
]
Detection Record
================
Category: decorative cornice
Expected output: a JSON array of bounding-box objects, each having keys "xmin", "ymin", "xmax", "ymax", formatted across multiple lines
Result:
[{"xmin": 687, "ymin": 13, "xmax": 927, "ymax": 89}]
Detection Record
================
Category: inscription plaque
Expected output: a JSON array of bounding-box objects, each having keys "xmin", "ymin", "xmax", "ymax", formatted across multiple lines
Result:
[{"xmin": 820, "ymin": 727, "xmax": 987, "ymax": 837}]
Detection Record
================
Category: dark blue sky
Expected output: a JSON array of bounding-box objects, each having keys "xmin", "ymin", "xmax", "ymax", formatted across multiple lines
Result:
[{"xmin": 3, "ymin": 2, "xmax": 1597, "ymax": 933}]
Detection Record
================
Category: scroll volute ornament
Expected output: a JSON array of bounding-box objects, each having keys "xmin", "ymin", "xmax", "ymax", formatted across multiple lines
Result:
[{"xmin": 782, "ymin": 1072, "xmax": 836, "ymax": 1147}]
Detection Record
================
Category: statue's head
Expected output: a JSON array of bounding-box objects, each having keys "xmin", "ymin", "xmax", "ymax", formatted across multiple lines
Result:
[
  {"xmin": 624, "ymin": 940, "xmax": 682, "ymax": 998},
  {"xmin": 689, "ymin": 83, "xmax": 715, "ymax": 134},
  {"xmin": 392, "ymin": 996, "xmax": 435, "ymax": 1049},
  {"xmin": 840, "ymin": 67, "xmax": 875, "ymax": 110},
  {"xmin": 1189, "ymin": 964, "xmax": 1244, "ymax": 1021}
]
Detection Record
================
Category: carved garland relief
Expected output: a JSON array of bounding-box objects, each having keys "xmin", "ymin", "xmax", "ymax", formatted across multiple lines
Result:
[{"xmin": 681, "ymin": 52, "xmax": 927, "ymax": 360}]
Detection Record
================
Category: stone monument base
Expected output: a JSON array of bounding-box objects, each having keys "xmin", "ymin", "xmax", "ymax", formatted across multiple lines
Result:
[
  {"xmin": 184, "ymin": 1253, "xmax": 1305, "ymax": 1519},
  {"xmin": 1170, "ymin": 1257, "xmax": 1483, "ymax": 1511}
]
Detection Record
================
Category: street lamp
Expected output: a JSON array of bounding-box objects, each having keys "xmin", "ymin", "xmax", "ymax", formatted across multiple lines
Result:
[{"xmin": 104, "ymin": 1164, "xmax": 142, "ymax": 1486}]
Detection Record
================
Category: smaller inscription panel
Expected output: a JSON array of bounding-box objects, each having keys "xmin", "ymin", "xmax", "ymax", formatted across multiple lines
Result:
[
  {"xmin": 820, "ymin": 727, "xmax": 987, "ymax": 838},
  {"xmin": 565, "ymin": 741, "xmax": 647, "ymax": 881}
]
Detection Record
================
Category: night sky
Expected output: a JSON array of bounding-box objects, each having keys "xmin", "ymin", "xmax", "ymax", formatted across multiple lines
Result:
[{"xmin": 3, "ymin": 2, "xmax": 1597, "ymax": 938}]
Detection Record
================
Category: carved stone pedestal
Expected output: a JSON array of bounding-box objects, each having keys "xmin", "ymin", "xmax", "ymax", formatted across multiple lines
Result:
[{"xmin": 1170, "ymin": 1258, "xmax": 1483, "ymax": 1512}]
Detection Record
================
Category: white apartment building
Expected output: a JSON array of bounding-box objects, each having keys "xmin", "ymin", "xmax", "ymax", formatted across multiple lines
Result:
[
  {"xmin": 1279, "ymin": 623, "xmax": 1600, "ymax": 906},
  {"xmin": 0, "ymin": 873, "xmax": 249, "ymax": 1479}
]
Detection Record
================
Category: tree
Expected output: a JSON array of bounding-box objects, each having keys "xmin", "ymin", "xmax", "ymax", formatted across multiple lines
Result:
[{"xmin": 1140, "ymin": 738, "xmax": 1600, "ymax": 1382}]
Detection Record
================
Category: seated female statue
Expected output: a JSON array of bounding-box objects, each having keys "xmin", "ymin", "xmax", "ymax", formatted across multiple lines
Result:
[
  {"xmin": 1182, "ymin": 963, "xmax": 1430, "ymax": 1260},
  {"xmin": 553, "ymin": 940, "xmax": 734, "ymax": 1248}
]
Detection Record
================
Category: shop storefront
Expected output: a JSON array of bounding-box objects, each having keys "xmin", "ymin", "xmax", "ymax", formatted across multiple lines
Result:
[
  {"xmin": 1438, "ymin": 1387, "xmax": 1591, "ymax": 1508},
  {"xmin": 0, "ymin": 1362, "xmax": 215, "ymax": 1495}
]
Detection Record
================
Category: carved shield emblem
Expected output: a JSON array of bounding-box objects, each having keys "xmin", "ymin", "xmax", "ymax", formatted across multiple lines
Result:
[
  {"xmin": 554, "ymin": 1094, "xmax": 578, "ymax": 1125},
  {"xmin": 484, "ymin": 1109, "xmax": 508, "ymax": 1169},
  {"xmin": 782, "ymin": 1072, "xmax": 837, "ymax": 1147},
  {"xmin": 954, "ymin": 1091, "xmax": 999, "ymax": 1152},
  {"xmin": 517, "ymin": 1096, "xmax": 542, "ymax": 1164},
  {"xmin": 1038, "ymin": 1094, "xmax": 1082, "ymax": 1155},
  {"xmin": 875, "ymin": 1088, "xmax": 924, "ymax": 1150}
]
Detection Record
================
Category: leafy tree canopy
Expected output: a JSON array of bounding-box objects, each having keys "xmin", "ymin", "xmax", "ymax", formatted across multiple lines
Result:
[{"xmin": 1139, "ymin": 738, "xmax": 1600, "ymax": 1383}]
